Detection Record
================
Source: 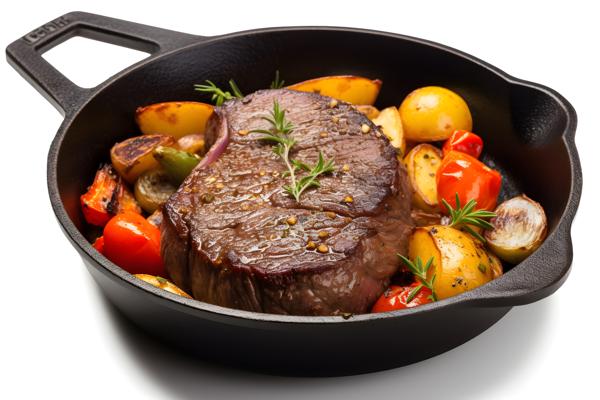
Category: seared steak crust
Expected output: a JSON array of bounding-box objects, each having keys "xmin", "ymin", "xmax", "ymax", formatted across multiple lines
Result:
[{"xmin": 162, "ymin": 89, "xmax": 412, "ymax": 315}]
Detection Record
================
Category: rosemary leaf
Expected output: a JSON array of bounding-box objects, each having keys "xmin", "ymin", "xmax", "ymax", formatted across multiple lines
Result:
[{"xmin": 250, "ymin": 101, "xmax": 335, "ymax": 201}]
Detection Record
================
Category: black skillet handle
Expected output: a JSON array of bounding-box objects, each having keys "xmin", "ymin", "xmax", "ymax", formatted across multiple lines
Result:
[{"xmin": 6, "ymin": 11, "xmax": 200, "ymax": 116}]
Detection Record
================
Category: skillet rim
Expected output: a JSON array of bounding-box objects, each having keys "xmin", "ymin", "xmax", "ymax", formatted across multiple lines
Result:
[{"xmin": 45, "ymin": 25, "xmax": 581, "ymax": 324}]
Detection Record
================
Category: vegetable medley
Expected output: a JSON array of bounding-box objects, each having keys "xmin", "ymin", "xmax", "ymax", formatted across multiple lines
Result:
[{"xmin": 81, "ymin": 73, "xmax": 548, "ymax": 312}]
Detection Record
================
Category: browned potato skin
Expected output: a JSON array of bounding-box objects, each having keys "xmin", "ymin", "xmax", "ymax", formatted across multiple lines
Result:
[
  {"xmin": 409, "ymin": 225, "xmax": 497, "ymax": 300},
  {"xmin": 355, "ymin": 105, "xmax": 380, "ymax": 119},
  {"xmin": 177, "ymin": 133, "xmax": 205, "ymax": 154},
  {"xmin": 110, "ymin": 135, "xmax": 175, "ymax": 184},
  {"xmin": 403, "ymin": 144, "xmax": 443, "ymax": 212},
  {"xmin": 287, "ymin": 76, "xmax": 382, "ymax": 105},
  {"xmin": 135, "ymin": 101, "xmax": 214, "ymax": 139},
  {"xmin": 372, "ymin": 107, "xmax": 406, "ymax": 156},
  {"xmin": 135, "ymin": 274, "xmax": 192, "ymax": 298}
]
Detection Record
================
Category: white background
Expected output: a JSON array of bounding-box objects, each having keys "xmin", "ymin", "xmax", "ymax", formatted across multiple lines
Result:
[{"xmin": 1, "ymin": 1, "xmax": 597, "ymax": 399}]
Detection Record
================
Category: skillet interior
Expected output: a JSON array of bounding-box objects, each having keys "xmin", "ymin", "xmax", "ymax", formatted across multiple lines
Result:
[
  {"xmin": 21, "ymin": 23, "xmax": 577, "ymax": 375},
  {"xmin": 58, "ymin": 29, "xmax": 571, "ymax": 259}
]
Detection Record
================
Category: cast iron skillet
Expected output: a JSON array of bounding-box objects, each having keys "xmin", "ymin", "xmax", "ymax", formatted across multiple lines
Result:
[{"xmin": 6, "ymin": 12, "xmax": 582, "ymax": 376}]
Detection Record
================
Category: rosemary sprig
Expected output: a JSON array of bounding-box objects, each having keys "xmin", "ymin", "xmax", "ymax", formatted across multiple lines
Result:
[
  {"xmin": 284, "ymin": 152, "xmax": 335, "ymax": 200},
  {"xmin": 194, "ymin": 79, "xmax": 244, "ymax": 106},
  {"xmin": 442, "ymin": 194, "xmax": 496, "ymax": 242},
  {"xmin": 251, "ymin": 100, "xmax": 335, "ymax": 201},
  {"xmin": 398, "ymin": 255, "xmax": 437, "ymax": 302},
  {"xmin": 270, "ymin": 70, "xmax": 285, "ymax": 89}
]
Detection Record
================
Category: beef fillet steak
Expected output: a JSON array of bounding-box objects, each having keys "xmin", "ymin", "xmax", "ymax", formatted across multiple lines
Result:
[{"xmin": 162, "ymin": 89, "xmax": 413, "ymax": 315}]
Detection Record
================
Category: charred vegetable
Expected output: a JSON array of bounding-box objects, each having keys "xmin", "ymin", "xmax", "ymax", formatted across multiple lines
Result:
[
  {"xmin": 484, "ymin": 195, "xmax": 547, "ymax": 263},
  {"xmin": 287, "ymin": 75, "xmax": 382, "ymax": 105},
  {"xmin": 134, "ymin": 169, "xmax": 177, "ymax": 213},
  {"xmin": 111, "ymin": 134, "xmax": 176, "ymax": 183},
  {"xmin": 153, "ymin": 146, "xmax": 201, "ymax": 185},
  {"xmin": 134, "ymin": 274, "xmax": 192, "ymax": 298},
  {"xmin": 135, "ymin": 101, "xmax": 214, "ymax": 139},
  {"xmin": 80, "ymin": 164, "xmax": 141, "ymax": 226}
]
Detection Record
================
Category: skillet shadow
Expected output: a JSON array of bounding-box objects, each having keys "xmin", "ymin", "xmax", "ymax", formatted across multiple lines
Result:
[{"xmin": 94, "ymin": 277, "xmax": 554, "ymax": 400}]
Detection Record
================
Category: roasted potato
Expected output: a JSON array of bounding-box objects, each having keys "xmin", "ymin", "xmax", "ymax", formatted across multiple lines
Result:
[
  {"xmin": 135, "ymin": 101, "xmax": 214, "ymax": 139},
  {"xmin": 287, "ymin": 75, "xmax": 382, "ymax": 105},
  {"xmin": 484, "ymin": 195, "xmax": 547, "ymax": 264},
  {"xmin": 399, "ymin": 86, "xmax": 472, "ymax": 141},
  {"xmin": 403, "ymin": 144, "xmax": 443, "ymax": 211},
  {"xmin": 356, "ymin": 105, "xmax": 380, "ymax": 119},
  {"xmin": 177, "ymin": 133, "xmax": 205, "ymax": 154},
  {"xmin": 134, "ymin": 274, "xmax": 192, "ymax": 298},
  {"xmin": 372, "ymin": 107, "xmax": 406, "ymax": 155},
  {"xmin": 409, "ymin": 225, "xmax": 497, "ymax": 300},
  {"xmin": 110, "ymin": 134, "xmax": 175, "ymax": 183}
]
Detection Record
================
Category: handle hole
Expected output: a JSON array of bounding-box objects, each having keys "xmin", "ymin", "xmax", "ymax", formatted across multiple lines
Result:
[{"xmin": 42, "ymin": 36, "xmax": 150, "ymax": 88}]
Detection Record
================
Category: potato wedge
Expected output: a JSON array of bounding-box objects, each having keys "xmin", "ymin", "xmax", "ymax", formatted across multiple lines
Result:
[
  {"xmin": 403, "ymin": 144, "xmax": 442, "ymax": 211},
  {"xmin": 355, "ymin": 105, "xmax": 380, "ymax": 119},
  {"xmin": 110, "ymin": 134, "xmax": 175, "ymax": 183},
  {"xmin": 177, "ymin": 133, "xmax": 205, "ymax": 154},
  {"xmin": 135, "ymin": 101, "xmax": 214, "ymax": 139},
  {"xmin": 484, "ymin": 195, "xmax": 547, "ymax": 264},
  {"xmin": 372, "ymin": 107, "xmax": 406, "ymax": 156},
  {"xmin": 135, "ymin": 274, "xmax": 192, "ymax": 298},
  {"xmin": 287, "ymin": 75, "xmax": 382, "ymax": 105},
  {"xmin": 409, "ymin": 225, "xmax": 496, "ymax": 300},
  {"xmin": 488, "ymin": 251, "xmax": 504, "ymax": 279}
]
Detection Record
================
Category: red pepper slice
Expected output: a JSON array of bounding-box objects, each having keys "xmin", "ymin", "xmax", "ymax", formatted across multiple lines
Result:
[
  {"xmin": 442, "ymin": 130, "xmax": 484, "ymax": 159},
  {"xmin": 80, "ymin": 164, "xmax": 141, "ymax": 227},
  {"xmin": 437, "ymin": 150, "xmax": 502, "ymax": 212}
]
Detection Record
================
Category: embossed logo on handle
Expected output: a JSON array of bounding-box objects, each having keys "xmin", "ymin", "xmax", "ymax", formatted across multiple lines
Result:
[{"xmin": 23, "ymin": 17, "xmax": 70, "ymax": 45}]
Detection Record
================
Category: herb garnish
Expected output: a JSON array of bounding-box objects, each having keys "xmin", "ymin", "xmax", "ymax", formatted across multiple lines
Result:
[
  {"xmin": 270, "ymin": 70, "xmax": 285, "ymax": 89},
  {"xmin": 442, "ymin": 194, "xmax": 496, "ymax": 242},
  {"xmin": 251, "ymin": 100, "xmax": 335, "ymax": 201},
  {"xmin": 398, "ymin": 255, "xmax": 437, "ymax": 302},
  {"xmin": 194, "ymin": 79, "xmax": 244, "ymax": 106}
]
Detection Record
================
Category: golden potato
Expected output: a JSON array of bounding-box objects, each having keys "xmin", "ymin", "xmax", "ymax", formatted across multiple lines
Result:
[
  {"xmin": 110, "ymin": 134, "xmax": 175, "ymax": 183},
  {"xmin": 135, "ymin": 274, "xmax": 192, "ymax": 298},
  {"xmin": 287, "ymin": 75, "xmax": 382, "ymax": 105},
  {"xmin": 484, "ymin": 195, "xmax": 547, "ymax": 264},
  {"xmin": 409, "ymin": 225, "xmax": 496, "ymax": 300},
  {"xmin": 135, "ymin": 101, "xmax": 214, "ymax": 139},
  {"xmin": 488, "ymin": 251, "xmax": 504, "ymax": 279},
  {"xmin": 177, "ymin": 133, "xmax": 205, "ymax": 154},
  {"xmin": 403, "ymin": 144, "xmax": 442, "ymax": 211},
  {"xmin": 372, "ymin": 106, "xmax": 406, "ymax": 155},
  {"xmin": 399, "ymin": 86, "xmax": 472, "ymax": 141},
  {"xmin": 355, "ymin": 105, "xmax": 380, "ymax": 119}
]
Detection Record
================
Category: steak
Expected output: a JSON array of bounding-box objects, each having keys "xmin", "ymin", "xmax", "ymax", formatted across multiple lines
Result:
[{"xmin": 162, "ymin": 89, "xmax": 413, "ymax": 315}]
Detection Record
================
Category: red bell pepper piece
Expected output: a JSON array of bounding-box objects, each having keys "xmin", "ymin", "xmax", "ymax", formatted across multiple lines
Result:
[{"xmin": 442, "ymin": 130, "xmax": 484, "ymax": 159}]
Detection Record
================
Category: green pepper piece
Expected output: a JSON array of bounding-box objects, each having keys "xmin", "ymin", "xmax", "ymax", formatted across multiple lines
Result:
[{"xmin": 153, "ymin": 146, "xmax": 201, "ymax": 185}]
